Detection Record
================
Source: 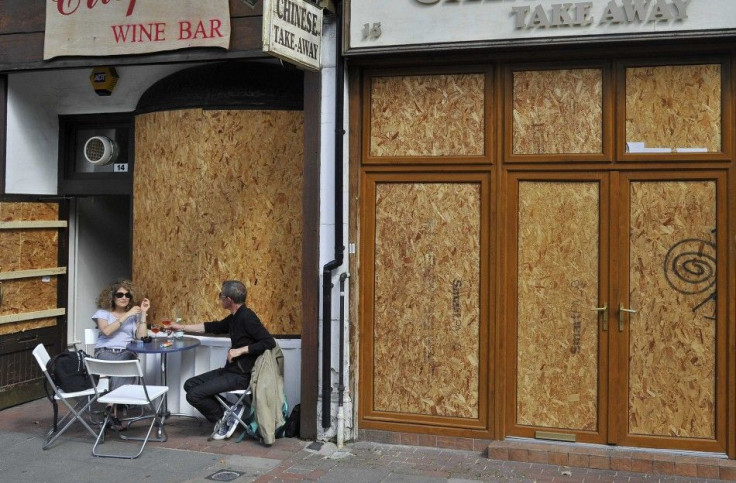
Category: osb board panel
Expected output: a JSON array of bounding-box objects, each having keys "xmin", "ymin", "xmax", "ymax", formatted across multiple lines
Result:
[
  {"xmin": 628, "ymin": 180, "xmax": 716, "ymax": 438},
  {"xmin": 625, "ymin": 64, "xmax": 721, "ymax": 153},
  {"xmin": 0, "ymin": 318, "xmax": 56, "ymax": 336},
  {"xmin": 0, "ymin": 230, "xmax": 58, "ymax": 272},
  {"xmin": 133, "ymin": 109, "xmax": 303, "ymax": 335},
  {"xmin": 0, "ymin": 202, "xmax": 60, "ymax": 335},
  {"xmin": 0, "ymin": 201, "xmax": 59, "ymax": 221},
  {"xmin": 369, "ymin": 74, "xmax": 485, "ymax": 157},
  {"xmin": 373, "ymin": 182, "xmax": 480, "ymax": 418},
  {"xmin": 513, "ymin": 69, "xmax": 603, "ymax": 155},
  {"xmin": 517, "ymin": 182, "xmax": 599, "ymax": 430},
  {"xmin": 0, "ymin": 279, "xmax": 59, "ymax": 335}
]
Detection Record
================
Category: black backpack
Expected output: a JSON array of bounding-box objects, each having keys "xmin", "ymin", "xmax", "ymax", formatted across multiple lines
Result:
[
  {"xmin": 47, "ymin": 350, "xmax": 95, "ymax": 393},
  {"xmin": 43, "ymin": 349, "xmax": 96, "ymax": 432},
  {"xmin": 283, "ymin": 404, "xmax": 300, "ymax": 438}
]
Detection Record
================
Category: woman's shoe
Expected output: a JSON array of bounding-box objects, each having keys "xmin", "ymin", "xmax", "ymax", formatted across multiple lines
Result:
[{"xmin": 107, "ymin": 416, "xmax": 126, "ymax": 432}]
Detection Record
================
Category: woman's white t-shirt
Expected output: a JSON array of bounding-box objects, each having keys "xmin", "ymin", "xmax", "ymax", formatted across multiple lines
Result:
[{"xmin": 92, "ymin": 309, "xmax": 141, "ymax": 349}]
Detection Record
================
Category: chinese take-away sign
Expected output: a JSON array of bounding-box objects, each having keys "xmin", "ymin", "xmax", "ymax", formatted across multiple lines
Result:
[
  {"xmin": 44, "ymin": 0, "xmax": 231, "ymax": 60},
  {"xmin": 263, "ymin": 0, "xmax": 322, "ymax": 71}
]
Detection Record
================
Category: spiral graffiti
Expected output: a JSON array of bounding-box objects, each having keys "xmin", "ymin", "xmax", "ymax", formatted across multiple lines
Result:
[{"xmin": 663, "ymin": 238, "xmax": 716, "ymax": 295}]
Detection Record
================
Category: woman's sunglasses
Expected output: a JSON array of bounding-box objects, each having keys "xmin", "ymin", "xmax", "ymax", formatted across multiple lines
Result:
[{"xmin": 114, "ymin": 292, "xmax": 132, "ymax": 299}]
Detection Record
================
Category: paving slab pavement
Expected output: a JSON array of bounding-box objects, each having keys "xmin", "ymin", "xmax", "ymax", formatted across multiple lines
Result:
[{"xmin": 0, "ymin": 398, "xmax": 721, "ymax": 482}]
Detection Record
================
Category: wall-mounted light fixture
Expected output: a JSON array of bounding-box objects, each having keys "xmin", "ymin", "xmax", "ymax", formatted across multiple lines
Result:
[{"xmin": 89, "ymin": 66, "xmax": 119, "ymax": 96}]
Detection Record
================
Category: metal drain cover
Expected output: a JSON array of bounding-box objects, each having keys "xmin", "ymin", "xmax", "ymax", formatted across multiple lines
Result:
[{"xmin": 205, "ymin": 469, "xmax": 244, "ymax": 481}]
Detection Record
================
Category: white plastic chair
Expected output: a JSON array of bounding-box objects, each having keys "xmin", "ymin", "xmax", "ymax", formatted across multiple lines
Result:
[
  {"xmin": 84, "ymin": 358, "xmax": 169, "ymax": 459},
  {"xmin": 32, "ymin": 344, "xmax": 103, "ymax": 449},
  {"xmin": 84, "ymin": 328, "xmax": 99, "ymax": 353}
]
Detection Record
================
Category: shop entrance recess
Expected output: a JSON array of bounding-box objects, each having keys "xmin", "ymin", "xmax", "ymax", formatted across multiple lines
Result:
[{"xmin": 505, "ymin": 170, "xmax": 727, "ymax": 452}]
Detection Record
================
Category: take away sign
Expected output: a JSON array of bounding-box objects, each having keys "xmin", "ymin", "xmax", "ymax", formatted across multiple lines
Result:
[
  {"xmin": 263, "ymin": 0, "xmax": 323, "ymax": 72},
  {"xmin": 44, "ymin": 0, "xmax": 231, "ymax": 60}
]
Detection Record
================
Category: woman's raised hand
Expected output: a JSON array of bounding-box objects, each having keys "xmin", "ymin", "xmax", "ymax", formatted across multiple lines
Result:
[{"xmin": 140, "ymin": 298, "xmax": 150, "ymax": 313}]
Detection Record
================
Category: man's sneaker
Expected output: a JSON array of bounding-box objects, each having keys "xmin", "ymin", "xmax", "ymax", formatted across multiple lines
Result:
[
  {"xmin": 211, "ymin": 418, "xmax": 231, "ymax": 440},
  {"xmin": 224, "ymin": 403, "xmax": 245, "ymax": 439}
]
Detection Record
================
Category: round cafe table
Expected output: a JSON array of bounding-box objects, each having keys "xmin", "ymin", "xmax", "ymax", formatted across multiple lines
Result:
[{"xmin": 126, "ymin": 335, "xmax": 200, "ymax": 438}]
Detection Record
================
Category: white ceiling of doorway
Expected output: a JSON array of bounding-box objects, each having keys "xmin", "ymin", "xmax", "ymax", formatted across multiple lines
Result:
[{"xmin": 9, "ymin": 63, "xmax": 201, "ymax": 115}]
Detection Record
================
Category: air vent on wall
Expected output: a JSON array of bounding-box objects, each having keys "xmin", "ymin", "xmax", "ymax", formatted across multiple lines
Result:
[{"xmin": 83, "ymin": 135, "xmax": 118, "ymax": 166}]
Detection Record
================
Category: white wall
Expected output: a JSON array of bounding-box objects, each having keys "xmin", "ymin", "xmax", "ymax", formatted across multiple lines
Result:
[
  {"xmin": 317, "ymin": 17, "xmax": 353, "ymax": 443},
  {"xmin": 5, "ymin": 64, "xmax": 193, "ymax": 194},
  {"xmin": 67, "ymin": 197, "xmax": 132, "ymax": 347}
]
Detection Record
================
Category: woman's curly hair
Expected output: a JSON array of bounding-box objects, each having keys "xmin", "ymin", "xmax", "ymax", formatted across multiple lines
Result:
[{"xmin": 96, "ymin": 279, "xmax": 138, "ymax": 310}]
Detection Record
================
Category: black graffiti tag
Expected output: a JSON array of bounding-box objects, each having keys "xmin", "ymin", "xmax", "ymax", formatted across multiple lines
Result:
[{"xmin": 663, "ymin": 236, "xmax": 716, "ymax": 320}]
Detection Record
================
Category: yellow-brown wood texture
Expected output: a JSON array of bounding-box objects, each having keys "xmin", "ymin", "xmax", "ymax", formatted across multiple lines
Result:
[
  {"xmin": 372, "ymin": 182, "xmax": 480, "ymax": 418},
  {"xmin": 516, "ymin": 181, "xmax": 599, "ymax": 430},
  {"xmin": 369, "ymin": 74, "xmax": 485, "ymax": 157},
  {"xmin": 0, "ymin": 202, "xmax": 60, "ymax": 335},
  {"xmin": 625, "ymin": 64, "xmax": 721, "ymax": 153},
  {"xmin": 133, "ymin": 109, "xmax": 303, "ymax": 335},
  {"xmin": 512, "ymin": 69, "xmax": 603, "ymax": 155},
  {"xmin": 628, "ymin": 180, "xmax": 716, "ymax": 438}
]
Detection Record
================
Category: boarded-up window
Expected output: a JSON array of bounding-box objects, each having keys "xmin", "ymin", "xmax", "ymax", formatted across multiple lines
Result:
[
  {"xmin": 134, "ymin": 109, "xmax": 303, "ymax": 335},
  {"xmin": 369, "ymin": 74, "xmax": 485, "ymax": 158},
  {"xmin": 625, "ymin": 64, "xmax": 721, "ymax": 154},
  {"xmin": 372, "ymin": 182, "xmax": 481, "ymax": 418},
  {"xmin": 512, "ymin": 69, "xmax": 603, "ymax": 155}
]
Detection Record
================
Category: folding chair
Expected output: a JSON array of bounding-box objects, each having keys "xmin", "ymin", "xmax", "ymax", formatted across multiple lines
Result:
[
  {"xmin": 84, "ymin": 358, "xmax": 168, "ymax": 459},
  {"xmin": 79, "ymin": 328, "xmax": 143, "ymax": 422},
  {"xmin": 209, "ymin": 388, "xmax": 253, "ymax": 441},
  {"xmin": 32, "ymin": 344, "xmax": 103, "ymax": 449}
]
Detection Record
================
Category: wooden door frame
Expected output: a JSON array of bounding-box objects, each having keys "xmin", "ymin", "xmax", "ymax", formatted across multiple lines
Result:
[
  {"xmin": 503, "ymin": 170, "xmax": 729, "ymax": 452},
  {"xmin": 503, "ymin": 170, "xmax": 611, "ymax": 444},
  {"xmin": 358, "ymin": 166, "xmax": 494, "ymax": 437},
  {"xmin": 610, "ymin": 170, "xmax": 729, "ymax": 453}
]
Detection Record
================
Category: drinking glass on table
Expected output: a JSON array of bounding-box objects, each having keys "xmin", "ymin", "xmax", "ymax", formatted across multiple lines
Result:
[
  {"xmin": 161, "ymin": 319, "xmax": 172, "ymax": 336},
  {"xmin": 150, "ymin": 325, "xmax": 161, "ymax": 337}
]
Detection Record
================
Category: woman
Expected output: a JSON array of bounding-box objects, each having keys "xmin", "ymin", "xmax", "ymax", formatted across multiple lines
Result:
[{"xmin": 92, "ymin": 279, "xmax": 149, "ymax": 430}]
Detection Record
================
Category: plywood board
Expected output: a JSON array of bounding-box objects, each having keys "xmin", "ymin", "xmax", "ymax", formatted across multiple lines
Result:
[
  {"xmin": 0, "ymin": 278, "xmax": 59, "ymax": 337},
  {"xmin": 133, "ymin": 109, "xmax": 303, "ymax": 335},
  {"xmin": 0, "ymin": 201, "xmax": 60, "ymax": 335},
  {"xmin": 372, "ymin": 182, "xmax": 481, "ymax": 418},
  {"xmin": 516, "ymin": 181, "xmax": 599, "ymax": 430},
  {"xmin": 369, "ymin": 74, "xmax": 485, "ymax": 157},
  {"xmin": 628, "ymin": 180, "xmax": 716, "ymax": 438},
  {"xmin": 626, "ymin": 64, "xmax": 721, "ymax": 153},
  {"xmin": 0, "ymin": 201, "xmax": 58, "ymax": 221},
  {"xmin": 513, "ymin": 69, "xmax": 603, "ymax": 155},
  {"xmin": 0, "ymin": 230, "xmax": 58, "ymax": 272}
]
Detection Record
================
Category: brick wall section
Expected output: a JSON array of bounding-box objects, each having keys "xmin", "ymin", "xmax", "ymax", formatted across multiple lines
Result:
[{"xmin": 359, "ymin": 429, "xmax": 736, "ymax": 480}]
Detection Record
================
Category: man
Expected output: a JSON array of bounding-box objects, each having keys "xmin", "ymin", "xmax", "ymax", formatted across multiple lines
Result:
[{"xmin": 170, "ymin": 280, "xmax": 275, "ymax": 440}]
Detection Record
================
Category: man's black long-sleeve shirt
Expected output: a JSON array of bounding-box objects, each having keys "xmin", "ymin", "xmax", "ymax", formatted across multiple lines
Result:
[{"xmin": 204, "ymin": 305, "xmax": 276, "ymax": 374}]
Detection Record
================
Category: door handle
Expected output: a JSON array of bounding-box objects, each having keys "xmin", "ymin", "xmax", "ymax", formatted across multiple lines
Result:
[
  {"xmin": 618, "ymin": 303, "xmax": 637, "ymax": 332},
  {"xmin": 591, "ymin": 304, "xmax": 608, "ymax": 331}
]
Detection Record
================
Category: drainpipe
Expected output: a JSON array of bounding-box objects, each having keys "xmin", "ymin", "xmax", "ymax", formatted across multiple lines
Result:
[
  {"xmin": 322, "ymin": 0, "xmax": 345, "ymax": 430},
  {"xmin": 337, "ymin": 271, "xmax": 349, "ymax": 448}
]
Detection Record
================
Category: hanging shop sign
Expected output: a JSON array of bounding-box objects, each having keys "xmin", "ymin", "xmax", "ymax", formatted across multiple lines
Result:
[
  {"xmin": 44, "ymin": 0, "xmax": 231, "ymax": 60},
  {"xmin": 347, "ymin": 0, "xmax": 736, "ymax": 52},
  {"xmin": 263, "ymin": 0, "xmax": 323, "ymax": 71}
]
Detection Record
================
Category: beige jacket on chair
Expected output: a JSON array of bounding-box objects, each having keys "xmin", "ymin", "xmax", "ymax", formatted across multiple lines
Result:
[{"xmin": 250, "ymin": 344, "xmax": 285, "ymax": 445}]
